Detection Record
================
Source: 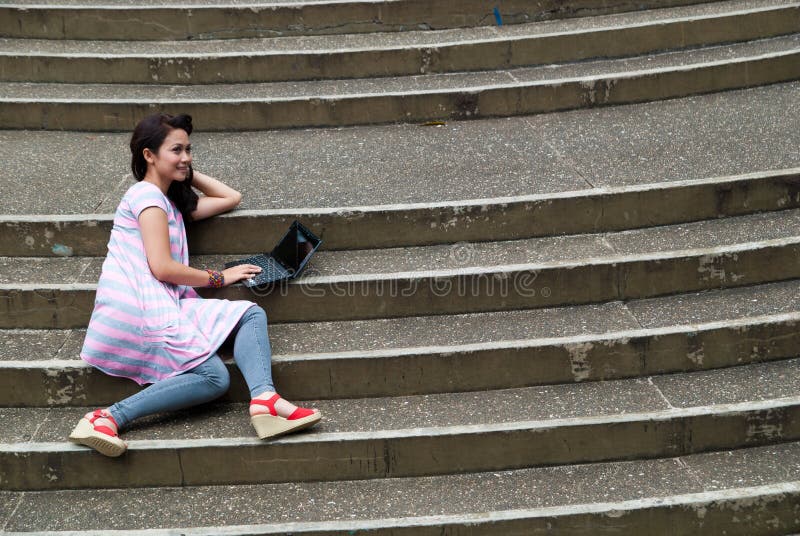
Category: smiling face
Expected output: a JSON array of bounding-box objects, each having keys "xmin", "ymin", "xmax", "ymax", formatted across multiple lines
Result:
[{"xmin": 143, "ymin": 128, "xmax": 192, "ymax": 183}]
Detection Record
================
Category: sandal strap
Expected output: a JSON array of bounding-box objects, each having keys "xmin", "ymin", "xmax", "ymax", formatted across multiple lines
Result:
[
  {"xmin": 85, "ymin": 410, "xmax": 119, "ymax": 437},
  {"xmin": 93, "ymin": 425, "xmax": 118, "ymax": 437},
  {"xmin": 89, "ymin": 409, "xmax": 119, "ymax": 433},
  {"xmin": 249, "ymin": 394, "xmax": 281, "ymax": 417},
  {"xmin": 288, "ymin": 407, "xmax": 316, "ymax": 421}
]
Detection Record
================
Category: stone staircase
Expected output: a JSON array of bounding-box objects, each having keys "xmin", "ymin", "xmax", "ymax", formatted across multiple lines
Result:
[{"xmin": 1, "ymin": 0, "xmax": 800, "ymax": 533}]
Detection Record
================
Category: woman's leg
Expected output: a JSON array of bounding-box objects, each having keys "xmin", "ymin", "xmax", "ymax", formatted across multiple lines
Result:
[
  {"xmin": 104, "ymin": 354, "xmax": 230, "ymax": 431},
  {"xmin": 232, "ymin": 305, "xmax": 316, "ymax": 418},
  {"xmin": 232, "ymin": 305, "xmax": 275, "ymax": 397}
]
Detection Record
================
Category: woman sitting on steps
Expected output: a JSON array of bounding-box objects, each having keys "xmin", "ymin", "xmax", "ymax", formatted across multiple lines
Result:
[{"xmin": 69, "ymin": 112, "xmax": 321, "ymax": 457}]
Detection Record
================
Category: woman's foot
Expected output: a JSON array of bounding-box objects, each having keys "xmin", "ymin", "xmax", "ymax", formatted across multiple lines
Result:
[
  {"xmin": 249, "ymin": 392, "xmax": 321, "ymax": 439},
  {"xmin": 68, "ymin": 409, "xmax": 127, "ymax": 457}
]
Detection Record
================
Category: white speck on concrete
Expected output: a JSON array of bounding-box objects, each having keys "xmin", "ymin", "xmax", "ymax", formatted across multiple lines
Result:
[
  {"xmin": 698, "ymin": 254, "xmax": 727, "ymax": 282},
  {"xmin": 686, "ymin": 345, "xmax": 704, "ymax": 366},
  {"xmin": 566, "ymin": 342, "xmax": 593, "ymax": 382}
]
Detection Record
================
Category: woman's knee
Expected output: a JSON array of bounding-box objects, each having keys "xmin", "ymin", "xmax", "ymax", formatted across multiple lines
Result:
[
  {"xmin": 195, "ymin": 356, "xmax": 230, "ymax": 396},
  {"xmin": 244, "ymin": 305, "xmax": 267, "ymax": 326}
]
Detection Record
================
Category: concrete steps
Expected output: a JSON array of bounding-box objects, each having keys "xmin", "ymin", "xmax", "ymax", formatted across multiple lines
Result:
[
  {"xmin": 2, "ymin": 0, "xmax": 797, "ymax": 84},
  {"xmin": 0, "ymin": 0, "xmax": 733, "ymax": 40},
  {"xmin": 3, "ymin": 167, "xmax": 799, "ymax": 256},
  {"xmin": 3, "ymin": 33, "xmax": 799, "ymax": 130},
  {"xmin": 0, "ymin": 444, "xmax": 797, "ymax": 533},
  {"xmin": 3, "ymin": 208, "xmax": 800, "ymax": 327},
  {"xmin": 3, "ymin": 358, "xmax": 800, "ymax": 492},
  {"xmin": 4, "ymin": 279, "xmax": 800, "ymax": 405},
  {"xmin": 3, "ymin": 0, "xmax": 800, "ymax": 532},
  {"xmin": 1, "ymin": 81, "xmax": 796, "ymax": 217}
]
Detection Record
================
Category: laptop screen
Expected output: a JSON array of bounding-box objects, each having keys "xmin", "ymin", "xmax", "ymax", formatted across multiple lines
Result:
[{"xmin": 272, "ymin": 223, "xmax": 317, "ymax": 273}]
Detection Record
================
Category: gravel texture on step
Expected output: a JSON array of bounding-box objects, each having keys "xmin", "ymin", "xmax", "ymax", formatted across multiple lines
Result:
[
  {"xmin": 0, "ymin": 0, "xmax": 791, "ymax": 56},
  {"xmin": 0, "ymin": 83, "xmax": 796, "ymax": 215},
  {"xmin": 0, "ymin": 443, "xmax": 798, "ymax": 531},
  {"xmin": 2, "ymin": 34, "xmax": 799, "ymax": 102},
  {"xmin": 3, "ymin": 279, "xmax": 800, "ymax": 361},
  {"xmin": 2, "ymin": 208, "xmax": 798, "ymax": 284},
  {"xmin": 3, "ymin": 358, "xmax": 799, "ymax": 443}
]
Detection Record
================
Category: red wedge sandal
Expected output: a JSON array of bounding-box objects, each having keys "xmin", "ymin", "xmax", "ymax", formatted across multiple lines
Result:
[
  {"xmin": 250, "ymin": 394, "xmax": 322, "ymax": 439},
  {"xmin": 68, "ymin": 409, "xmax": 127, "ymax": 457}
]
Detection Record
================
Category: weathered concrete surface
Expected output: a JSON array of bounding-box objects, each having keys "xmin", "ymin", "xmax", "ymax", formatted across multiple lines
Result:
[
  {"xmin": 0, "ymin": 0, "xmax": 735, "ymax": 40},
  {"xmin": 1, "ymin": 1, "xmax": 799, "ymax": 534},
  {"xmin": 3, "ymin": 168, "xmax": 799, "ymax": 256},
  {"xmin": 3, "ymin": 208, "xmax": 800, "ymax": 327},
  {"xmin": 8, "ymin": 207, "xmax": 800, "ymax": 281},
  {"xmin": 0, "ymin": 444, "xmax": 798, "ymax": 534},
  {"xmin": 3, "ymin": 312, "xmax": 799, "ymax": 405},
  {"xmin": 0, "ymin": 82, "xmax": 797, "ymax": 217},
  {"xmin": 3, "ymin": 1, "xmax": 798, "ymax": 83},
  {"xmin": 3, "ymin": 360, "xmax": 800, "ymax": 490},
  {"xmin": 0, "ymin": 329, "xmax": 73, "ymax": 361},
  {"xmin": 6, "ymin": 278, "xmax": 800, "ymax": 362},
  {"xmin": 5, "ymin": 277, "xmax": 800, "ymax": 404},
  {"xmin": 628, "ymin": 278, "xmax": 800, "ymax": 327},
  {"xmin": 2, "ymin": 34, "xmax": 799, "ymax": 131},
  {"xmin": 654, "ymin": 357, "xmax": 800, "ymax": 407}
]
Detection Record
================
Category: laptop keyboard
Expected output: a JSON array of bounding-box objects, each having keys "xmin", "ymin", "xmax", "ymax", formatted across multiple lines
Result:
[
  {"xmin": 251, "ymin": 256, "xmax": 289, "ymax": 285},
  {"xmin": 227, "ymin": 254, "xmax": 289, "ymax": 286}
]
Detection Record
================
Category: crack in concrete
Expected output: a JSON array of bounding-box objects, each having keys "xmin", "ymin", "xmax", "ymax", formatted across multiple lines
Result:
[
  {"xmin": 683, "ymin": 464, "xmax": 712, "ymax": 490},
  {"xmin": 672, "ymin": 454, "xmax": 712, "ymax": 494},
  {"xmin": 620, "ymin": 302, "xmax": 645, "ymax": 330},
  {"xmin": 93, "ymin": 174, "xmax": 129, "ymax": 212},
  {"xmin": 73, "ymin": 258, "xmax": 96, "ymax": 285},
  {"xmin": 522, "ymin": 115, "xmax": 596, "ymax": 189},
  {"xmin": 91, "ymin": 14, "xmax": 178, "ymax": 36},
  {"xmin": 647, "ymin": 376, "xmax": 676, "ymax": 409},
  {"xmin": 1, "ymin": 491, "xmax": 25, "ymax": 533},
  {"xmin": 192, "ymin": 18, "xmax": 399, "ymax": 40},
  {"xmin": 600, "ymin": 235, "xmax": 617, "ymax": 255},
  {"xmin": 382, "ymin": 441, "xmax": 393, "ymax": 476},
  {"xmin": 54, "ymin": 329, "xmax": 76, "ymax": 359},
  {"xmin": 29, "ymin": 415, "xmax": 50, "ymax": 443},
  {"xmin": 177, "ymin": 449, "xmax": 186, "ymax": 487}
]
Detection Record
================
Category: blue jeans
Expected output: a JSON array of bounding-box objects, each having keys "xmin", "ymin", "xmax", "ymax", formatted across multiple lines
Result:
[{"xmin": 107, "ymin": 305, "xmax": 275, "ymax": 431}]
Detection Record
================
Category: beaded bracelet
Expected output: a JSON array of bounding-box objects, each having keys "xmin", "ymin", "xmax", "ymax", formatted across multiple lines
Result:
[{"xmin": 206, "ymin": 269, "xmax": 225, "ymax": 288}]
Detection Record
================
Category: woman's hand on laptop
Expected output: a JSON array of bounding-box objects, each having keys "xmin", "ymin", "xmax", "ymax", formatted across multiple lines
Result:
[{"xmin": 222, "ymin": 264, "xmax": 262, "ymax": 285}]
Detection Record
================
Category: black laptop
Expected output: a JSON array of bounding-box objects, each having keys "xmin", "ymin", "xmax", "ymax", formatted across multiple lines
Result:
[{"xmin": 224, "ymin": 221, "xmax": 322, "ymax": 287}]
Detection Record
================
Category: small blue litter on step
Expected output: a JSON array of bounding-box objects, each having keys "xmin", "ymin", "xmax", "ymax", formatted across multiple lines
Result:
[
  {"xmin": 494, "ymin": 7, "xmax": 503, "ymax": 25},
  {"xmin": 52, "ymin": 244, "xmax": 74, "ymax": 257}
]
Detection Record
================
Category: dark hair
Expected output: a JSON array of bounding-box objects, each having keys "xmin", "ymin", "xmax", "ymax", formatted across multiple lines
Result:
[{"xmin": 129, "ymin": 113, "xmax": 199, "ymax": 221}]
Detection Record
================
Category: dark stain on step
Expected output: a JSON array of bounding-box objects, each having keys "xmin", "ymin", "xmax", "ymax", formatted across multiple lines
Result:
[{"xmin": 454, "ymin": 93, "xmax": 479, "ymax": 118}]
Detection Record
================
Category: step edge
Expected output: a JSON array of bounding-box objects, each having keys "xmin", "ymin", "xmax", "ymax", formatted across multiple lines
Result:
[
  {"xmin": 3, "ymin": 2, "xmax": 797, "ymax": 58},
  {"xmin": 2, "ymin": 40, "xmax": 798, "ymax": 104},
  {"xmin": 1, "ymin": 235, "xmax": 797, "ymax": 287},
  {"xmin": 0, "ymin": 0, "xmax": 420, "ymax": 10},
  {"xmin": 2, "ymin": 167, "xmax": 797, "ymax": 222},
  {"xmin": 2, "ymin": 309, "xmax": 797, "ymax": 367},
  {"xmin": 7, "ymin": 481, "xmax": 795, "ymax": 536},
  {"xmin": 4, "ymin": 394, "xmax": 799, "ymax": 451}
]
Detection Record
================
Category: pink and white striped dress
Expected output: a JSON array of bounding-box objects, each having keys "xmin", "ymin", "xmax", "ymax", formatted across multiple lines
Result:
[{"xmin": 81, "ymin": 181, "xmax": 255, "ymax": 385}]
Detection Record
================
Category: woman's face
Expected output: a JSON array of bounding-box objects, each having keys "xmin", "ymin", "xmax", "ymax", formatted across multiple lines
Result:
[{"xmin": 148, "ymin": 128, "xmax": 192, "ymax": 182}]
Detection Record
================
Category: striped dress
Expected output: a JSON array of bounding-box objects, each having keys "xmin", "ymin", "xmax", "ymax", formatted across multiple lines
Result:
[{"xmin": 81, "ymin": 180, "xmax": 255, "ymax": 385}]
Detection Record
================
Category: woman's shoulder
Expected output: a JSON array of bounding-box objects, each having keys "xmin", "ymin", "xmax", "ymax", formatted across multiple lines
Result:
[
  {"xmin": 117, "ymin": 181, "xmax": 173, "ymax": 219},
  {"xmin": 122, "ymin": 181, "xmax": 170, "ymax": 207},
  {"xmin": 124, "ymin": 180, "xmax": 165, "ymax": 200}
]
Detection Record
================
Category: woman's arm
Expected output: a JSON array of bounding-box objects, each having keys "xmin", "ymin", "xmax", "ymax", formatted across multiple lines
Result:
[
  {"xmin": 139, "ymin": 207, "xmax": 260, "ymax": 286},
  {"xmin": 189, "ymin": 170, "xmax": 243, "ymax": 221}
]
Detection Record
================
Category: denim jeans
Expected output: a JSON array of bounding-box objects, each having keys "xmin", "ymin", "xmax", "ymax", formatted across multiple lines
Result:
[{"xmin": 107, "ymin": 305, "xmax": 275, "ymax": 431}]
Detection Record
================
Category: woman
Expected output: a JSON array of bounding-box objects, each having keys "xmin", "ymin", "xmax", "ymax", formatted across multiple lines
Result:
[{"xmin": 69, "ymin": 113, "xmax": 321, "ymax": 457}]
